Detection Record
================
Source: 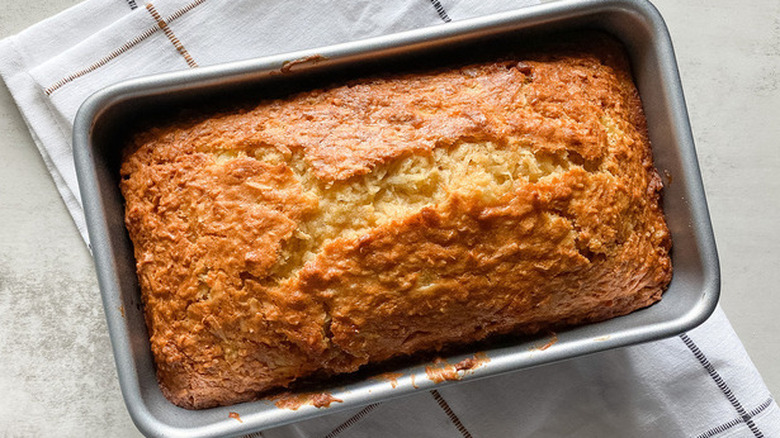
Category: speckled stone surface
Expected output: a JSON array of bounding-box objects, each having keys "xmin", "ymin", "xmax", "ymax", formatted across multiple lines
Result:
[
  {"xmin": 0, "ymin": 4, "xmax": 142, "ymax": 437},
  {"xmin": 0, "ymin": 0, "xmax": 777, "ymax": 436}
]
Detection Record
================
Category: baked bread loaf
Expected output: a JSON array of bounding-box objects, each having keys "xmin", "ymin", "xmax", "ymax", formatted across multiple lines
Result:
[{"xmin": 120, "ymin": 36, "xmax": 672, "ymax": 409}]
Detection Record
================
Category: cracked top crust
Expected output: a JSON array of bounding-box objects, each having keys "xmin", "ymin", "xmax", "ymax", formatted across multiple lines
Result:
[{"xmin": 120, "ymin": 35, "xmax": 672, "ymax": 409}]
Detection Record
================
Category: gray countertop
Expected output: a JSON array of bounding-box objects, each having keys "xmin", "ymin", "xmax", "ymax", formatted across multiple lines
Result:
[{"xmin": 1, "ymin": 0, "xmax": 777, "ymax": 436}]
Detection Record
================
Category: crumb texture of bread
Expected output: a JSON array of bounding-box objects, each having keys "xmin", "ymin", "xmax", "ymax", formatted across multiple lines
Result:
[{"xmin": 120, "ymin": 38, "xmax": 672, "ymax": 409}]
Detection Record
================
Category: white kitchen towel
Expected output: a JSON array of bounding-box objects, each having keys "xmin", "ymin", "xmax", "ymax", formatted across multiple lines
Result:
[
  {"xmin": 261, "ymin": 307, "xmax": 780, "ymax": 438},
  {"xmin": 1, "ymin": 1, "xmax": 778, "ymax": 437}
]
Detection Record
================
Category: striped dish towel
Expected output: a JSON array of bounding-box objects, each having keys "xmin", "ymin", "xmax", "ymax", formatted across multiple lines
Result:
[
  {"xmin": 1, "ymin": 1, "xmax": 778, "ymax": 437},
  {"xmin": 260, "ymin": 308, "xmax": 780, "ymax": 438}
]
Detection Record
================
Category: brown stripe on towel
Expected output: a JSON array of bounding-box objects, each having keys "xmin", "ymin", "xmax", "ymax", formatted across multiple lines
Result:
[
  {"xmin": 166, "ymin": 0, "xmax": 207, "ymax": 22},
  {"xmin": 43, "ymin": 26, "xmax": 157, "ymax": 95},
  {"xmin": 146, "ymin": 2, "xmax": 199, "ymax": 68},
  {"xmin": 44, "ymin": 0, "xmax": 207, "ymax": 95}
]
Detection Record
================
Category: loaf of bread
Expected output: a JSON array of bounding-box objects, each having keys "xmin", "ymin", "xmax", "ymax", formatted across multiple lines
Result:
[{"xmin": 120, "ymin": 36, "xmax": 672, "ymax": 409}]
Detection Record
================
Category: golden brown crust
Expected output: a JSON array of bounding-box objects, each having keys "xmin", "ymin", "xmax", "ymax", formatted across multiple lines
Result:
[{"xmin": 120, "ymin": 36, "xmax": 672, "ymax": 409}]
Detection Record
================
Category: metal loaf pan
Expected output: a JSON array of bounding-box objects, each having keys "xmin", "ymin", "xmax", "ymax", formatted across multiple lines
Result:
[{"xmin": 73, "ymin": 0, "xmax": 720, "ymax": 436}]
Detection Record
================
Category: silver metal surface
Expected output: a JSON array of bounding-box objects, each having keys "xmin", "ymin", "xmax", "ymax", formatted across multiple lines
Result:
[{"xmin": 72, "ymin": 0, "xmax": 720, "ymax": 436}]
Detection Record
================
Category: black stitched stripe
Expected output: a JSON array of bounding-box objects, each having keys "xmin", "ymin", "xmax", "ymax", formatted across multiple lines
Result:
[
  {"xmin": 241, "ymin": 431, "xmax": 266, "ymax": 438},
  {"xmin": 695, "ymin": 397, "xmax": 775, "ymax": 438},
  {"xmin": 126, "ymin": 0, "xmax": 138, "ymax": 9},
  {"xmin": 323, "ymin": 403, "xmax": 380, "ymax": 438},
  {"xmin": 430, "ymin": 390, "xmax": 474, "ymax": 438},
  {"xmin": 427, "ymin": 0, "xmax": 452, "ymax": 23},
  {"xmin": 749, "ymin": 398, "xmax": 775, "ymax": 418},
  {"xmin": 680, "ymin": 334, "xmax": 764, "ymax": 438}
]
